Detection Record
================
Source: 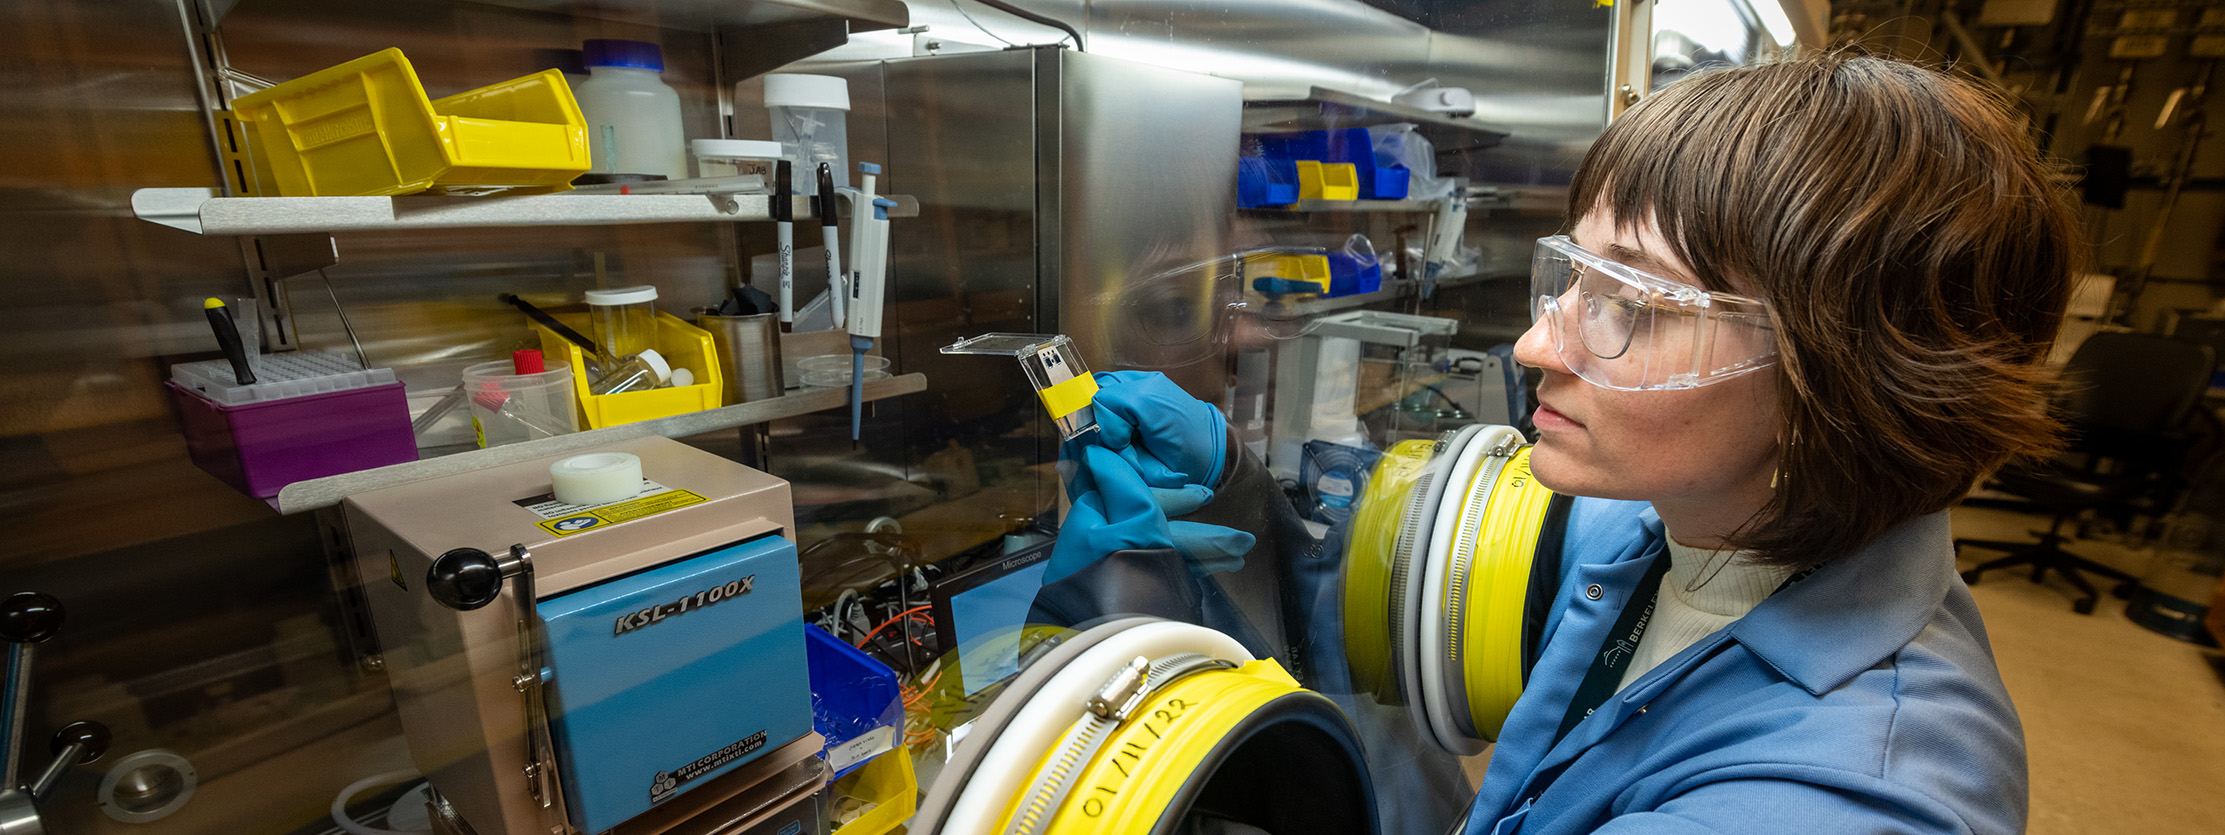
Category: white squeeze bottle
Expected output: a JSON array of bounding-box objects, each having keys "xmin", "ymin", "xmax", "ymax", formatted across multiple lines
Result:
[{"xmin": 574, "ymin": 39, "xmax": 688, "ymax": 180}]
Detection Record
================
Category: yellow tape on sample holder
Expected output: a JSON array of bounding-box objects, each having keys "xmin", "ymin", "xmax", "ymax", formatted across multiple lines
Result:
[{"xmin": 1038, "ymin": 372, "xmax": 1100, "ymax": 420}]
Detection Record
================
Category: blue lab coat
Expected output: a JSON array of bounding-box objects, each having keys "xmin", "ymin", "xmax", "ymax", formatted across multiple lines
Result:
[{"xmin": 1465, "ymin": 500, "xmax": 2027, "ymax": 835}]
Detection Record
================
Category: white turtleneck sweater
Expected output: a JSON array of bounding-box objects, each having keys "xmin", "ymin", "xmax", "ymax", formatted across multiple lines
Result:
[{"xmin": 1614, "ymin": 536, "xmax": 1799, "ymax": 692}]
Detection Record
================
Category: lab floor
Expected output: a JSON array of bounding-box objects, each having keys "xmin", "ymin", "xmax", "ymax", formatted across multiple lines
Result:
[{"xmin": 1948, "ymin": 504, "xmax": 2225, "ymax": 835}]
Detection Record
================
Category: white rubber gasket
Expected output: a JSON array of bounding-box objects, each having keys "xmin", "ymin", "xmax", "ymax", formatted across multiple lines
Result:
[
  {"xmin": 1002, "ymin": 652, "xmax": 1234, "ymax": 835},
  {"xmin": 915, "ymin": 617, "xmax": 1157, "ymax": 833},
  {"xmin": 1418, "ymin": 425, "xmax": 1516, "ymax": 756},
  {"xmin": 1393, "ymin": 425, "xmax": 1481, "ymax": 726},
  {"xmin": 1435, "ymin": 426, "xmax": 1525, "ymax": 751},
  {"xmin": 938, "ymin": 620, "xmax": 1253, "ymax": 835}
]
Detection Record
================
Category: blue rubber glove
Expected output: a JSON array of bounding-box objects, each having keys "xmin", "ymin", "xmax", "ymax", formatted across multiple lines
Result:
[
  {"xmin": 1090, "ymin": 371, "xmax": 1229, "ymax": 491},
  {"xmin": 1046, "ymin": 444, "xmax": 1255, "ymax": 583}
]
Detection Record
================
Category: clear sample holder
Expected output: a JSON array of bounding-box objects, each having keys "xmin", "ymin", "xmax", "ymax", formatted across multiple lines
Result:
[{"xmin": 940, "ymin": 333, "xmax": 1099, "ymax": 439}]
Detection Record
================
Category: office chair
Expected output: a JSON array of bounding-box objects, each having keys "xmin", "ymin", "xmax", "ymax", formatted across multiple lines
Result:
[{"xmin": 1956, "ymin": 331, "xmax": 2217, "ymax": 614}]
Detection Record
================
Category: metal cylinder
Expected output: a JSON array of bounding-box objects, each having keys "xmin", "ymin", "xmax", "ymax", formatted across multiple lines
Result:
[{"xmin": 698, "ymin": 313, "xmax": 786, "ymax": 404}]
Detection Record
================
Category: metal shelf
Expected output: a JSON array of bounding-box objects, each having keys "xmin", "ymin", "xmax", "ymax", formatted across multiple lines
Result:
[
  {"xmin": 378, "ymin": 0, "xmax": 909, "ymax": 34},
  {"xmin": 271, "ymin": 372, "xmax": 927, "ymax": 514},
  {"xmin": 1255, "ymin": 268, "xmax": 1502, "ymax": 317},
  {"xmin": 1263, "ymin": 286, "xmax": 1405, "ymax": 317},
  {"xmin": 1245, "ymin": 198, "xmax": 1439, "ymax": 213},
  {"xmin": 1239, "ymin": 190, "xmax": 1516, "ymax": 214},
  {"xmin": 133, "ymin": 188, "xmax": 919, "ymax": 236},
  {"xmin": 1430, "ymin": 270, "xmax": 1505, "ymax": 291},
  {"xmin": 1244, "ymin": 86, "xmax": 1512, "ymax": 153},
  {"xmin": 466, "ymin": 0, "xmax": 908, "ymax": 81}
]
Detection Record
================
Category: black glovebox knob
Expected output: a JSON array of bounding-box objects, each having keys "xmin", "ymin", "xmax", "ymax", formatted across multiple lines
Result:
[
  {"xmin": 51, "ymin": 720, "xmax": 109, "ymax": 764},
  {"xmin": 0, "ymin": 592, "xmax": 64, "ymax": 644},
  {"xmin": 427, "ymin": 548, "xmax": 504, "ymax": 611}
]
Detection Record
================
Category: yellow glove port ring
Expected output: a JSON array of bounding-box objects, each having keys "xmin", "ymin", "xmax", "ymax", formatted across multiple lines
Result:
[
  {"xmin": 1341, "ymin": 438, "xmax": 1438, "ymax": 701},
  {"xmin": 915, "ymin": 618, "xmax": 1376, "ymax": 835},
  {"xmin": 1340, "ymin": 424, "xmax": 1560, "ymax": 752}
]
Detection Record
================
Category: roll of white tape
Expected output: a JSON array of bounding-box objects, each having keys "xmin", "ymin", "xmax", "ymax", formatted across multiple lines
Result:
[{"xmin": 551, "ymin": 452, "xmax": 644, "ymax": 506}]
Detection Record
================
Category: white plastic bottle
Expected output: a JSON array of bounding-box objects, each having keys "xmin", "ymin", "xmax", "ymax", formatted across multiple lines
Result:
[
  {"xmin": 762, "ymin": 74, "xmax": 850, "ymax": 196},
  {"xmin": 573, "ymin": 39, "xmax": 688, "ymax": 180}
]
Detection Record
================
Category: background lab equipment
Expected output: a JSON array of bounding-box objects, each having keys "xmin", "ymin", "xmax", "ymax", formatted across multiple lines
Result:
[{"xmin": 340, "ymin": 437, "xmax": 818, "ymax": 835}]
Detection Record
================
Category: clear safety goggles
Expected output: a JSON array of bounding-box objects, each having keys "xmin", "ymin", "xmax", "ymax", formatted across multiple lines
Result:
[{"xmin": 1530, "ymin": 235, "xmax": 1777, "ymax": 391}]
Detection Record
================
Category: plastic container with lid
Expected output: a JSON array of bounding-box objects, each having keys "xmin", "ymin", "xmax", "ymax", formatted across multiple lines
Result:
[
  {"xmin": 693, "ymin": 138, "xmax": 783, "ymax": 180},
  {"xmin": 462, "ymin": 359, "xmax": 579, "ymax": 447},
  {"xmin": 585, "ymin": 285, "xmax": 660, "ymax": 360},
  {"xmin": 574, "ymin": 39, "xmax": 688, "ymax": 180},
  {"xmin": 763, "ymin": 74, "xmax": 850, "ymax": 196}
]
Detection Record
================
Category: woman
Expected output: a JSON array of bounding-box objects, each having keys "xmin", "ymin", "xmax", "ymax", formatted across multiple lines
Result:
[
  {"xmin": 1059, "ymin": 53, "xmax": 2073, "ymax": 834},
  {"xmin": 1468, "ymin": 52, "xmax": 2074, "ymax": 835}
]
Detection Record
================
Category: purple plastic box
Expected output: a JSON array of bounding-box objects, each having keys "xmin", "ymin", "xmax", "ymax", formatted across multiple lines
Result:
[{"xmin": 166, "ymin": 373, "xmax": 416, "ymax": 499}]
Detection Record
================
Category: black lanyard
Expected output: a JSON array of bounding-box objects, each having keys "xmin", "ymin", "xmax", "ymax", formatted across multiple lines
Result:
[
  {"xmin": 1549, "ymin": 550, "xmax": 1671, "ymax": 748},
  {"xmin": 1547, "ymin": 555, "xmax": 1818, "ymax": 749},
  {"xmin": 1516, "ymin": 553, "xmax": 1820, "ymax": 820}
]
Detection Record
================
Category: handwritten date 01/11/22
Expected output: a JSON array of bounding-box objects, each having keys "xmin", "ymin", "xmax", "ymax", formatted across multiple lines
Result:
[{"xmin": 1079, "ymin": 697, "xmax": 1194, "ymax": 818}]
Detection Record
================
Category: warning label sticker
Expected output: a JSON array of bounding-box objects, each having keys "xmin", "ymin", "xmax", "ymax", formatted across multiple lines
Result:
[{"xmin": 514, "ymin": 480, "xmax": 709, "ymax": 537}]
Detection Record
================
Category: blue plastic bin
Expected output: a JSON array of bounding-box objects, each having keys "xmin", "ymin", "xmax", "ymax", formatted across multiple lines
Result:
[
  {"xmin": 1368, "ymin": 163, "xmax": 1411, "ymax": 199},
  {"xmin": 1327, "ymin": 250, "xmax": 1383, "ymax": 297},
  {"xmin": 804, "ymin": 623, "xmax": 904, "ymax": 780},
  {"xmin": 1238, "ymin": 157, "xmax": 1300, "ymax": 207}
]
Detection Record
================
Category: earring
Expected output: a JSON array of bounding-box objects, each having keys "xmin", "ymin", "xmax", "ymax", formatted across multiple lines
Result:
[{"xmin": 1772, "ymin": 427, "xmax": 1797, "ymax": 490}]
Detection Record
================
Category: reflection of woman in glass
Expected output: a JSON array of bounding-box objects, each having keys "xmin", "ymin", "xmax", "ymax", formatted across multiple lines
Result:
[{"xmin": 1051, "ymin": 54, "xmax": 2076, "ymax": 834}]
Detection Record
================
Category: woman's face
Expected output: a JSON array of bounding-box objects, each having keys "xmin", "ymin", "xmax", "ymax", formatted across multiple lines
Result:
[{"xmin": 1512, "ymin": 212, "xmax": 1784, "ymax": 543}]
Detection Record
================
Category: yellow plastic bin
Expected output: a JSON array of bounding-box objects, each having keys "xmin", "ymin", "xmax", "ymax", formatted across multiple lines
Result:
[
  {"xmin": 231, "ymin": 48, "xmax": 591, "ymax": 196},
  {"xmin": 1295, "ymin": 160, "xmax": 1360, "ymax": 201},
  {"xmin": 534, "ymin": 311, "xmax": 723, "ymax": 428},
  {"xmin": 830, "ymin": 749, "xmax": 916, "ymax": 835},
  {"xmin": 1244, "ymin": 252, "xmax": 1332, "ymax": 295}
]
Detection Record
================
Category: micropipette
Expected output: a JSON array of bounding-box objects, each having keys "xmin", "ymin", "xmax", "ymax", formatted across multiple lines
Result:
[
  {"xmin": 845, "ymin": 162, "xmax": 896, "ymax": 443},
  {"xmin": 1421, "ymin": 194, "xmax": 1467, "ymax": 299},
  {"xmin": 816, "ymin": 163, "xmax": 846, "ymax": 330},
  {"xmin": 774, "ymin": 160, "xmax": 795, "ymax": 327}
]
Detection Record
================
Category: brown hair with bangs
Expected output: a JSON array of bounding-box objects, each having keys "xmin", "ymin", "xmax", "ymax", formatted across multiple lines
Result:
[{"xmin": 1569, "ymin": 52, "xmax": 2081, "ymax": 568}]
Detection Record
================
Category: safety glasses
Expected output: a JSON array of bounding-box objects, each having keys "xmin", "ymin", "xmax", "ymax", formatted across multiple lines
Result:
[{"xmin": 1531, "ymin": 235, "xmax": 1777, "ymax": 391}]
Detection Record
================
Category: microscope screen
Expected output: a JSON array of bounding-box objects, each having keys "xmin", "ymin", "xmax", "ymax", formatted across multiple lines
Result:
[{"xmin": 937, "ymin": 541, "xmax": 1052, "ymax": 696}]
